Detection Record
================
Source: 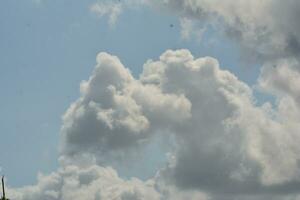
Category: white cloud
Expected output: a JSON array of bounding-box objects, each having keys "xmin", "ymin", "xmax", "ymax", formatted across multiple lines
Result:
[
  {"xmin": 60, "ymin": 51, "xmax": 191, "ymax": 165},
  {"xmin": 9, "ymin": 164, "xmax": 161, "ymax": 200},
  {"xmin": 9, "ymin": 0, "xmax": 300, "ymax": 199},
  {"xmin": 9, "ymin": 50, "xmax": 300, "ymax": 199},
  {"xmin": 59, "ymin": 49, "xmax": 300, "ymax": 197}
]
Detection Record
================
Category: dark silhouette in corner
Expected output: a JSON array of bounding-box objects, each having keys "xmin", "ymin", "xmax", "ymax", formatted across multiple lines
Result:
[{"xmin": 1, "ymin": 176, "xmax": 9, "ymax": 200}]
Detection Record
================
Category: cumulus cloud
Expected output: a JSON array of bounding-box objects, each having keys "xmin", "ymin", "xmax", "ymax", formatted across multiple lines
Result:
[
  {"xmin": 60, "ymin": 52, "xmax": 191, "ymax": 164},
  {"xmin": 9, "ymin": 50, "xmax": 300, "ymax": 199},
  {"xmin": 8, "ymin": 0, "xmax": 300, "ymax": 199},
  {"xmin": 142, "ymin": 50, "xmax": 300, "ymax": 194},
  {"xmin": 9, "ymin": 164, "xmax": 211, "ymax": 200},
  {"xmin": 60, "ymin": 49, "xmax": 300, "ymax": 197},
  {"xmin": 9, "ymin": 164, "xmax": 161, "ymax": 200}
]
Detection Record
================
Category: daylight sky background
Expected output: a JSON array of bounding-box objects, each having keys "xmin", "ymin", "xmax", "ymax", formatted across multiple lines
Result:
[{"xmin": 1, "ymin": 0, "xmax": 300, "ymax": 200}]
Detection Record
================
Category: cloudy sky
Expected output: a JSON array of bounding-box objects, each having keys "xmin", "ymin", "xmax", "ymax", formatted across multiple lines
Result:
[{"xmin": 1, "ymin": 0, "xmax": 300, "ymax": 199}]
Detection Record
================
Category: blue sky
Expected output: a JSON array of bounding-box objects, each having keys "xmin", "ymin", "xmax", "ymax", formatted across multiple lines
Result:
[{"xmin": 0, "ymin": 0, "xmax": 263, "ymax": 187}]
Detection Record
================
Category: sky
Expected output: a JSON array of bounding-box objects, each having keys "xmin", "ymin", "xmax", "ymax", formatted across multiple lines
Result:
[{"xmin": 1, "ymin": 0, "xmax": 300, "ymax": 200}]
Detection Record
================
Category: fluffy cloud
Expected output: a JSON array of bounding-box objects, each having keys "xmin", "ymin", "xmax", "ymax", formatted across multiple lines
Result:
[
  {"xmin": 60, "ymin": 52, "xmax": 191, "ymax": 164},
  {"xmin": 10, "ymin": 50, "xmax": 300, "ymax": 199},
  {"xmin": 9, "ymin": 164, "xmax": 161, "ymax": 200},
  {"xmin": 9, "ymin": 164, "xmax": 210, "ymax": 200},
  {"xmin": 144, "ymin": 50, "xmax": 300, "ymax": 194},
  {"xmin": 59, "ymin": 49, "xmax": 300, "ymax": 198}
]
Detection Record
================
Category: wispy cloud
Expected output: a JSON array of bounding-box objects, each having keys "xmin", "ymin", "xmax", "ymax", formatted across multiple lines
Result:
[
  {"xmin": 90, "ymin": 0, "xmax": 150, "ymax": 27},
  {"xmin": 179, "ymin": 17, "xmax": 206, "ymax": 42},
  {"xmin": 151, "ymin": 0, "xmax": 300, "ymax": 64},
  {"xmin": 90, "ymin": 1, "xmax": 123, "ymax": 27}
]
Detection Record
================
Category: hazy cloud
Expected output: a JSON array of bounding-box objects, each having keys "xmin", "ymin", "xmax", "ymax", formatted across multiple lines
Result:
[
  {"xmin": 90, "ymin": 0, "xmax": 149, "ymax": 26},
  {"xmin": 89, "ymin": 0, "xmax": 300, "ymax": 62},
  {"xmin": 150, "ymin": 0, "xmax": 300, "ymax": 64},
  {"xmin": 179, "ymin": 17, "xmax": 206, "ymax": 42},
  {"xmin": 90, "ymin": 1, "xmax": 123, "ymax": 26}
]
